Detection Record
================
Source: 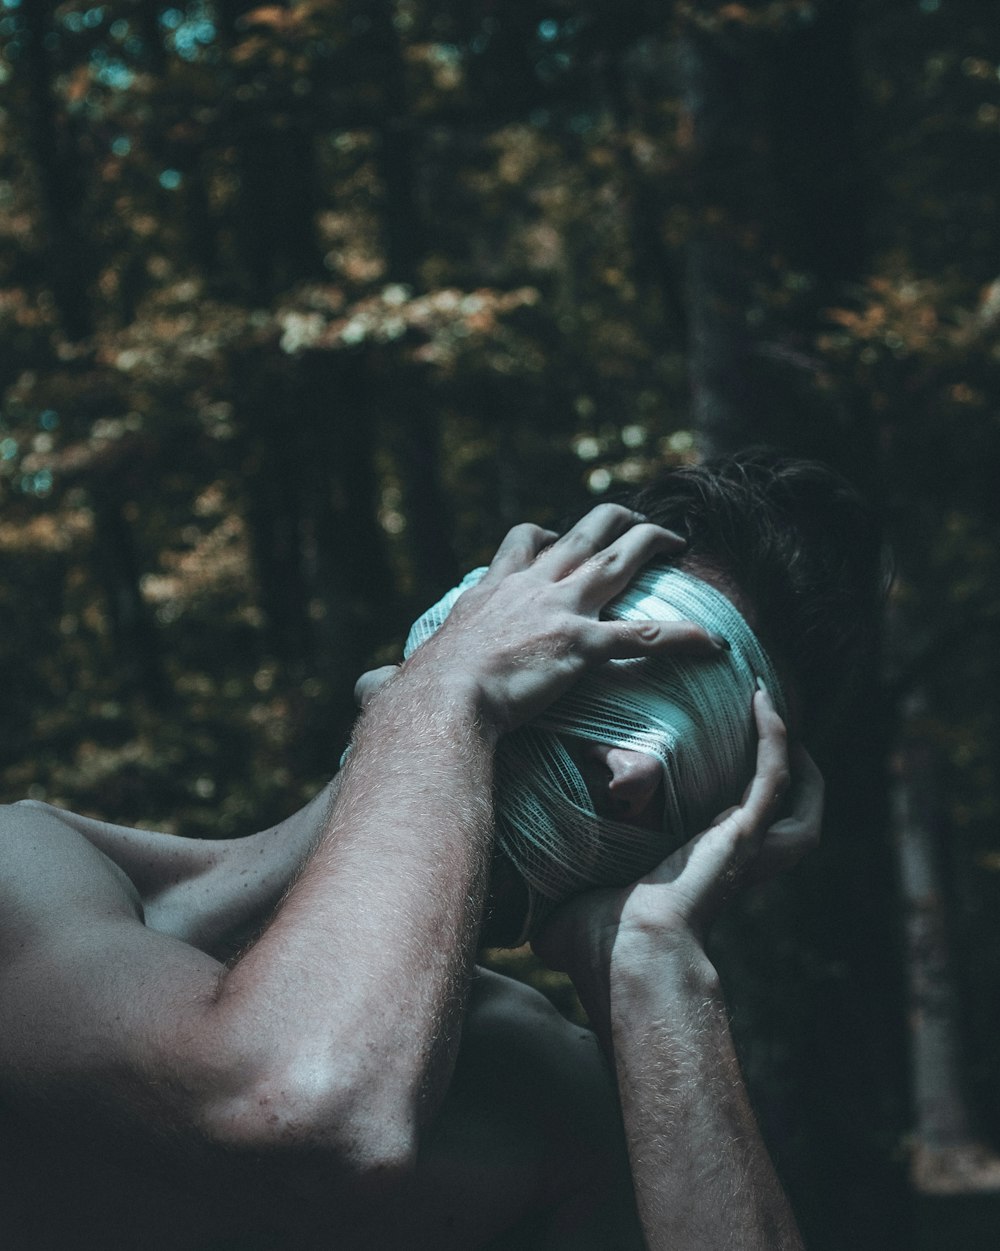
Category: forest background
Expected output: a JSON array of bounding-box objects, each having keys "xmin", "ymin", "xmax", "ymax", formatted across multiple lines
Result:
[{"xmin": 2, "ymin": 1, "xmax": 1000, "ymax": 1247}]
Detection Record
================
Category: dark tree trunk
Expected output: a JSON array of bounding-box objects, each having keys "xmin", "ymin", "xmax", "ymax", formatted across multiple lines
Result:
[
  {"xmin": 235, "ymin": 353, "xmax": 313, "ymax": 667},
  {"xmin": 366, "ymin": 1, "xmax": 458, "ymax": 597},
  {"xmin": 304, "ymin": 350, "xmax": 399, "ymax": 692},
  {"xmin": 370, "ymin": 0, "xmax": 424, "ymax": 288},
  {"xmin": 91, "ymin": 485, "xmax": 170, "ymax": 707},
  {"xmin": 134, "ymin": 0, "xmax": 168, "ymax": 76},
  {"xmin": 20, "ymin": 0, "xmax": 94, "ymax": 341},
  {"xmin": 893, "ymin": 704, "xmax": 1000, "ymax": 1196},
  {"xmin": 602, "ymin": 49, "xmax": 689, "ymax": 339},
  {"xmin": 218, "ymin": 0, "xmax": 322, "ymax": 296},
  {"xmin": 232, "ymin": 120, "xmax": 322, "ymax": 296},
  {"xmin": 677, "ymin": 3, "xmax": 869, "ymax": 465},
  {"xmin": 383, "ymin": 377, "xmax": 460, "ymax": 598},
  {"xmin": 767, "ymin": 0, "xmax": 868, "ymax": 290},
  {"xmin": 676, "ymin": 18, "xmax": 770, "ymax": 457},
  {"xmin": 236, "ymin": 347, "xmax": 400, "ymax": 714}
]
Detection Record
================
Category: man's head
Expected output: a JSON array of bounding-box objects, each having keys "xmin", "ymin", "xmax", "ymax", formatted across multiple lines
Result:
[
  {"xmin": 624, "ymin": 448, "xmax": 883, "ymax": 744},
  {"xmin": 407, "ymin": 450, "xmax": 881, "ymax": 942}
]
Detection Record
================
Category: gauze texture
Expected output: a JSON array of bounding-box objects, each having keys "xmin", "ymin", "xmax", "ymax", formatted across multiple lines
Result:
[{"xmin": 405, "ymin": 564, "xmax": 787, "ymax": 939}]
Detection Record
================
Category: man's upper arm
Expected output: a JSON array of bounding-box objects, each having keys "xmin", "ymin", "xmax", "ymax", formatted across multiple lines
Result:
[{"xmin": 0, "ymin": 804, "xmax": 227, "ymax": 1128}]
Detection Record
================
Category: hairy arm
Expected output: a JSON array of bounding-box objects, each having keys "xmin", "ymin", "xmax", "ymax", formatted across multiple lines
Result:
[
  {"xmin": 536, "ymin": 691, "xmax": 818, "ymax": 1250},
  {"xmin": 608, "ymin": 938, "xmax": 802, "ymax": 1249}
]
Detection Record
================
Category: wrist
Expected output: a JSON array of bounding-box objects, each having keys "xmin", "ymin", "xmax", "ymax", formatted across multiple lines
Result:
[
  {"xmin": 367, "ymin": 650, "xmax": 502, "ymax": 750},
  {"xmin": 610, "ymin": 922, "xmax": 720, "ymax": 1001}
]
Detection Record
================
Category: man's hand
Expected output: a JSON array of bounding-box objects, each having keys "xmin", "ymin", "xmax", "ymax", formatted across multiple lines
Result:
[
  {"xmin": 532, "ymin": 687, "xmax": 821, "ymax": 1026},
  {"xmin": 532, "ymin": 688, "xmax": 815, "ymax": 1251},
  {"xmin": 361, "ymin": 504, "xmax": 728, "ymax": 738}
]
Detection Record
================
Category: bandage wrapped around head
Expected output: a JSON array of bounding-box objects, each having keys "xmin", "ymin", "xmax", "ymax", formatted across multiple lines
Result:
[{"xmin": 405, "ymin": 565, "xmax": 787, "ymax": 940}]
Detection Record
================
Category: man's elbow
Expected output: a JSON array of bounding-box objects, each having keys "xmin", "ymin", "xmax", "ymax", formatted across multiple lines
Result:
[{"xmin": 195, "ymin": 1058, "xmax": 420, "ymax": 1191}]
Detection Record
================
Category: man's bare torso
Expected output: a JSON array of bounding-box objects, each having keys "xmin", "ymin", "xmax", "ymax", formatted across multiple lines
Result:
[{"xmin": 0, "ymin": 801, "xmax": 641, "ymax": 1249}]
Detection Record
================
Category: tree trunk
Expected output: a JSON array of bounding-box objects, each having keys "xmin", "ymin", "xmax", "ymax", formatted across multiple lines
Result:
[
  {"xmin": 219, "ymin": 0, "xmax": 322, "ymax": 296},
  {"xmin": 304, "ymin": 349, "xmax": 399, "ymax": 698},
  {"xmin": 767, "ymin": 0, "xmax": 867, "ymax": 290},
  {"xmin": 893, "ymin": 702, "xmax": 1000, "ymax": 1195},
  {"xmin": 91, "ymin": 485, "xmax": 170, "ymax": 708},
  {"xmin": 236, "ymin": 355, "xmax": 313, "ymax": 667},
  {"xmin": 134, "ymin": 0, "xmax": 168, "ymax": 76},
  {"xmin": 602, "ymin": 49, "xmax": 689, "ymax": 340},
  {"xmin": 20, "ymin": 0, "xmax": 94, "ymax": 341},
  {"xmin": 677, "ymin": 3, "xmax": 870, "ymax": 464},
  {"xmin": 366, "ymin": 1, "xmax": 458, "ymax": 597},
  {"xmin": 676, "ymin": 17, "xmax": 769, "ymax": 457},
  {"xmin": 383, "ymin": 376, "xmax": 460, "ymax": 598}
]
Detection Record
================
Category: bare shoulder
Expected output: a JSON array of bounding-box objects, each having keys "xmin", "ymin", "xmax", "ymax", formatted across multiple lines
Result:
[
  {"xmin": 461, "ymin": 966, "xmax": 625, "ymax": 1147},
  {"xmin": 380, "ymin": 968, "xmax": 642, "ymax": 1250},
  {"xmin": 465, "ymin": 967, "xmax": 605, "ymax": 1076},
  {"xmin": 0, "ymin": 800, "xmax": 144, "ymax": 939}
]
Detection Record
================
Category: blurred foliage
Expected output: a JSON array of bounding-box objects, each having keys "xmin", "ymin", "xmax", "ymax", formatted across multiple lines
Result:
[{"xmin": 2, "ymin": 1, "xmax": 1000, "ymax": 1247}]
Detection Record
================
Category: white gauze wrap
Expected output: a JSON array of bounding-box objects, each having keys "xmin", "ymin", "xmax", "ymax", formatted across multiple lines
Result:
[{"xmin": 405, "ymin": 565, "xmax": 787, "ymax": 939}]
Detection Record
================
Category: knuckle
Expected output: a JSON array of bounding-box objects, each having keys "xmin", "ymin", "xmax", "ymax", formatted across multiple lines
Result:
[
  {"xmin": 630, "ymin": 521, "xmax": 667, "ymax": 542},
  {"xmin": 583, "ymin": 503, "xmax": 635, "ymax": 528},
  {"xmin": 545, "ymin": 615, "xmax": 584, "ymax": 656},
  {"xmin": 507, "ymin": 522, "xmax": 543, "ymax": 545},
  {"xmin": 719, "ymin": 820, "xmax": 749, "ymax": 854},
  {"xmin": 630, "ymin": 620, "xmax": 660, "ymax": 642},
  {"xmin": 582, "ymin": 547, "xmax": 622, "ymax": 573},
  {"xmin": 772, "ymin": 767, "xmax": 792, "ymax": 799},
  {"xmin": 354, "ymin": 666, "xmax": 395, "ymax": 707}
]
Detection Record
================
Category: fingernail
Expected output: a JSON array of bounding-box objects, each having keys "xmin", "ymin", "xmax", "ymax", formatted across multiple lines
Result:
[
  {"xmin": 710, "ymin": 633, "xmax": 730, "ymax": 651},
  {"xmin": 755, "ymin": 675, "xmax": 769, "ymax": 693},
  {"xmin": 664, "ymin": 528, "xmax": 687, "ymax": 546}
]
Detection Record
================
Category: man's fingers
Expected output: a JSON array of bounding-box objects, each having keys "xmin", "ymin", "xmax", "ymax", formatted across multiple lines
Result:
[
  {"xmin": 746, "ymin": 745, "xmax": 824, "ymax": 881},
  {"xmin": 582, "ymin": 618, "xmax": 729, "ymax": 663},
  {"xmin": 676, "ymin": 687, "xmax": 790, "ymax": 877},
  {"xmin": 481, "ymin": 523, "xmax": 559, "ymax": 581},
  {"xmin": 535, "ymin": 504, "xmax": 684, "ymax": 580},
  {"xmin": 639, "ymin": 688, "xmax": 791, "ymax": 914},
  {"xmin": 354, "ymin": 665, "xmax": 399, "ymax": 708},
  {"xmin": 568, "ymin": 523, "xmax": 691, "ymax": 609},
  {"xmin": 725, "ymin": 687, "xmax": 791, "ymax": 838},
  {"xmin": 786, "ymin": 744, "xmax": 824, "ymax": 828},
  {"xmin": 747, "ymin": 824, "xmax": 818, "ymax": 881}
]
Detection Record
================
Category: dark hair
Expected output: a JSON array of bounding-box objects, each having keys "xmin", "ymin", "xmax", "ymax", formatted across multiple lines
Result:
[{"xmin": 621, "ymin": 449, "xmax": 884, "ymax": 745}]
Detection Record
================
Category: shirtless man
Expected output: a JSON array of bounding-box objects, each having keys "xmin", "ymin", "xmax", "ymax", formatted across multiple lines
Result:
[{"xmin": 0, "ymin": 457, "xmax": 863, "ymax": 1249}]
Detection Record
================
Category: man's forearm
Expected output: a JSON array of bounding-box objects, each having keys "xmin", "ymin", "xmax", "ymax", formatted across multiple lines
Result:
[
  {"xmin": 206, "ymin": 662, "xmax": 497, "ymax": 1155},
  {"xmin": 610, "ymin": 935, "xmax": 803, "ymax": 1251}
]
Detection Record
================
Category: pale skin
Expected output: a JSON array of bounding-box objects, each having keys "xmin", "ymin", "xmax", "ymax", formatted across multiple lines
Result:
[{"xmin": 0, "ymin": 504, "xmax": 817, "ymax": 1249}]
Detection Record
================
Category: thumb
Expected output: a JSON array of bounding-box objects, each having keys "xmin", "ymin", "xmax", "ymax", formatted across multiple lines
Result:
[{"xmin": 354, "ymin": 665, "xmax": 399, "ymax": 708}]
